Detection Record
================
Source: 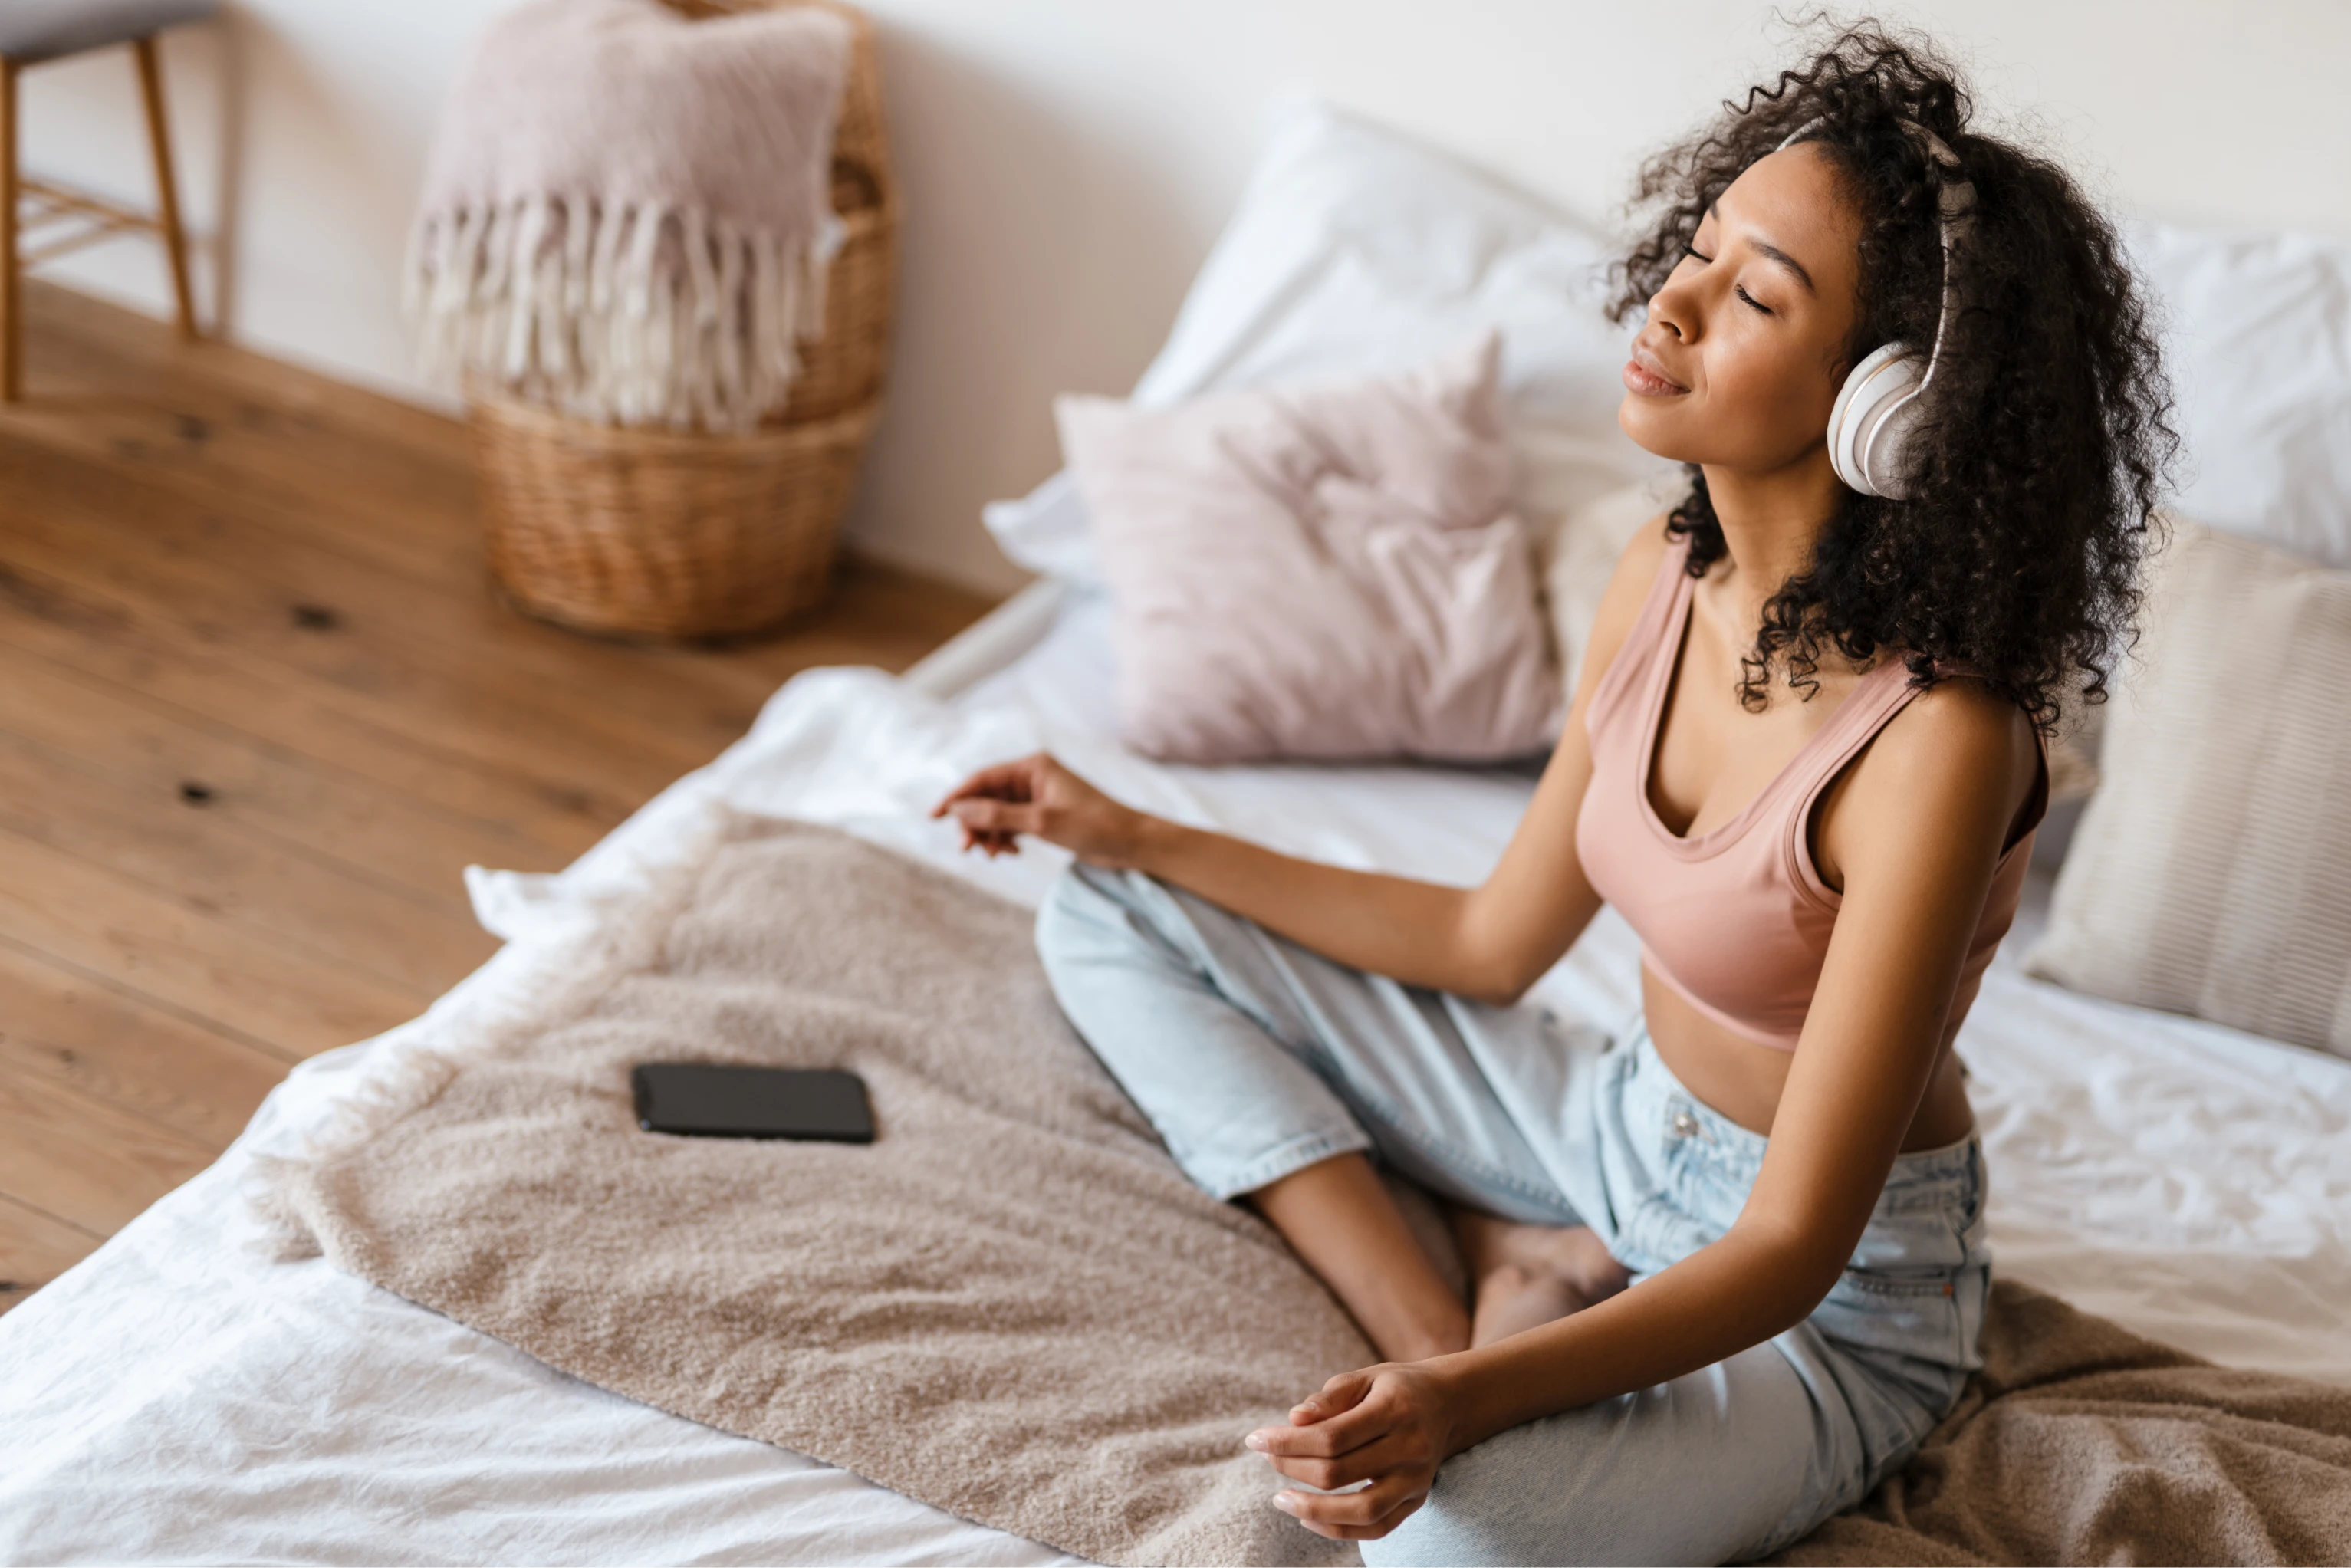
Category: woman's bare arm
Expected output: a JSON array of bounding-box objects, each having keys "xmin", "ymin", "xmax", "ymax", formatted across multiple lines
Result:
[
  {"xmin": 1249, "ymin": 677, "xmax": 2037, "ymax": 1537},
  {"xmin": 934, "ymin": 518, "xmax": 1676, "ymax": 1002}
]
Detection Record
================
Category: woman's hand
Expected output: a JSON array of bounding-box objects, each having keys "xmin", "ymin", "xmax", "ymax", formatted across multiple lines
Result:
[
  {"xmin": 1245, "ymin": 1360, "xmax": 1463, "ymax": 1542},
  {"xmin": 930, "ymin": 752, "xmax": 1156, "ymax": 866}
]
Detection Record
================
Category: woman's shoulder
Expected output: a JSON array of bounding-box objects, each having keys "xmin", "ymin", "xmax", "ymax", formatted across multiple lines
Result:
[
  {"xmin": 1839, "ymin": 666, "xmax": 2044, "ymax": 863},
  {"xmin": 1879, "ymin": 667, "xmax": 2036, "ymax": 764}
]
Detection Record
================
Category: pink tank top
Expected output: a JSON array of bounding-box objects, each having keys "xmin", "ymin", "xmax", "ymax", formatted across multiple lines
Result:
[{"xmin": 1574, "ymin": 532, "xmax": 2049, "ymax": 1051}]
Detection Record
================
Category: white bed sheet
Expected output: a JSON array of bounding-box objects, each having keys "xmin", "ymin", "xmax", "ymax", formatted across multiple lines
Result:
[{"xmin": 4, "ymin": 588, "xmax": 2348, "ymax": 1565}]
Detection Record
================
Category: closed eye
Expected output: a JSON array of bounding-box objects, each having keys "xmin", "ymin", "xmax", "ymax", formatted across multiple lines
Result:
[{"xmin": 1682, "ymin": 242, "xmax": 1772, "ymax": 314}]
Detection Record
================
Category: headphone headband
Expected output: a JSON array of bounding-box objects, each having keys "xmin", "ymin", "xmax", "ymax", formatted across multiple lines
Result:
[{"xmin": 1776, "ymin": 116, "xmax": 1976, "ymax": 225}]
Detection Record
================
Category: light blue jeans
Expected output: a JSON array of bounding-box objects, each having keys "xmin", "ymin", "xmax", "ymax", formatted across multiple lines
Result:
[{"xmin": 1036, "ymin": 863, "xmax": 1991, "ymax": 1567}]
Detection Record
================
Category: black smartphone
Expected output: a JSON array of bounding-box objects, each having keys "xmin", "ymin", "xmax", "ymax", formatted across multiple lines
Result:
[{"xmin": 631, "ymin": 1063, "xmax": 875, "ymax": 1143}]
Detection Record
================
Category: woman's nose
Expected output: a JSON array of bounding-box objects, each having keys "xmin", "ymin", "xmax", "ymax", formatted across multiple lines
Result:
[{"xmin": 1648, "ymin": 281, "xmax": 1694, "ymax": 341}]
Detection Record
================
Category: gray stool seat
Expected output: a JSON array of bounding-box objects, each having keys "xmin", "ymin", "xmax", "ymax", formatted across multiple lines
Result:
[{"xmin": 0, "ymin": 0, "xmax": 219, "ymax": 64}]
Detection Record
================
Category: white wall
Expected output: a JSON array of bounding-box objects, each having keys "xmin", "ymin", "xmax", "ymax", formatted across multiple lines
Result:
[{"xmin": 22, "ymin": 1, "xmax": 2351, "ymax": 593}]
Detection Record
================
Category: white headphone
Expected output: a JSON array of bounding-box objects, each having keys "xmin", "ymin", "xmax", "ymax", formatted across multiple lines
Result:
[{"xmin": 1777, "ymin": 118, "xmax": 1975, "ymax": 499}]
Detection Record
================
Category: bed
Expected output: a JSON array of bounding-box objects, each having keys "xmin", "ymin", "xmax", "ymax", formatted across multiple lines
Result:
[
  {"xmin": 5, "ymin": 102, "xmax": 2351, "ymax": 1566},
  {"xmin": 0, "ymin": 575, "xmax": 2346, "ymax": 1563}
]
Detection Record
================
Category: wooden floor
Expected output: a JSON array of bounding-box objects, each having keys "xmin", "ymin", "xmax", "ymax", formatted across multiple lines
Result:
[{"xmin": 0, "ymin": 281, "xmax": 995, "ymax": 1314}]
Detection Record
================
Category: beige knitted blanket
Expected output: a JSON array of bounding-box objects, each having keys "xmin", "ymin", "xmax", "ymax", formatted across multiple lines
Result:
[
  {"xmin": 407, "ymin": 0, "xmax": 850, "ymax": 431},
  {"xmin": 255, "ymin": 818, "xmax": 2351, "ymax": 1566}
]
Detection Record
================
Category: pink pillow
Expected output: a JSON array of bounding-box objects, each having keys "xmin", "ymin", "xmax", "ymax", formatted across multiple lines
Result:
[{"xmin": 1055, "ymin": 334, "xmax": 1560, "ymax": 763}]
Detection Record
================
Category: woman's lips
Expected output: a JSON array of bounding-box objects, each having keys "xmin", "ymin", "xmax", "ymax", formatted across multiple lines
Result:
[{"xmin": 1622, "ymin": 353, "xmax": 1689, "ymax": 396}]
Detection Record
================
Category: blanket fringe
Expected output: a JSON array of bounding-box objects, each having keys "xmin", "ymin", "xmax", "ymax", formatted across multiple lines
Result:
[{"xmin": 407, "ymin": 196, "xmax": 844, "ymax": 432}]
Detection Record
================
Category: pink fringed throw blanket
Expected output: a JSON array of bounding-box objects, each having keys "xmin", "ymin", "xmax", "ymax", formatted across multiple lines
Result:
[{"xmin": 407, "ymin": 0, "xmax": 850, "ymax": 431}]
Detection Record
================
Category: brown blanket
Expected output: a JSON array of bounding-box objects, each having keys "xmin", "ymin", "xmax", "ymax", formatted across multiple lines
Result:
[
  {"xmin": 258, "ymin": 817, "xmax": 2351, "ymax": 1566},
  {"xmin": 1770, "ymin": 1284, "xmax": 2351, "ymax": 1566}
]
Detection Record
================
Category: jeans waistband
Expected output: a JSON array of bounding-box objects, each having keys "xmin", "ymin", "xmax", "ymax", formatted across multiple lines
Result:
[{"xmin": 1616, "ymin": 1013, "xmax": 1984, "ymax": 1218}]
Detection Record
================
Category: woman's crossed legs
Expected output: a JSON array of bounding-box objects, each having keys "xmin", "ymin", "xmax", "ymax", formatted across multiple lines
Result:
[
  {"xmin": 1037, "ymin": 860, "xmax": 1629, "ymax": 1361},
  {"xmin": 1034, "ymin": 861, "xmax": 1886, "ymax": 1563}
]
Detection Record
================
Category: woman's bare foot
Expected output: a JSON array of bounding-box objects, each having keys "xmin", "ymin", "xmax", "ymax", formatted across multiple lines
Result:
[
  {"xmin": 1449, "ymin": 1209, "xmax": 1633, "ymax": 1348},
  {"xmin": 1464, "ymin": 1263, "xmax": 1587, "ymax": 1345}
]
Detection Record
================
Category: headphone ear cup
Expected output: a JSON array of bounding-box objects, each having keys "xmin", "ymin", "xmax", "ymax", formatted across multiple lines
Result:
[{"xmin": 1827, "ymin": 341, "xmax": 1923, "ymax": 498}]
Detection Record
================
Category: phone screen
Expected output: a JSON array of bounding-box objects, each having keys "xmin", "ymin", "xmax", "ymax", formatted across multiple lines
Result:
[{"xmin": 632, "ymin": 1063, "xmax": 875, "ymax": 1142}]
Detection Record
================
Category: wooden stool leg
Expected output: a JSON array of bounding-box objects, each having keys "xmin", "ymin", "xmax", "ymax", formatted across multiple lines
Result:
[
  {"xmin": 133, "ymin": 36, "xmax": 199, "ymax": 342},
  {"xmin": 2, "ymin": 57, "xmax": 20, "ymax": 401}
]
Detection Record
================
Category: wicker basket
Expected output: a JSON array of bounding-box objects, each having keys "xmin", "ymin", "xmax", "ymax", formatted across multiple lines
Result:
[{"xmin": 474, "ymin": 0, "xmax": 896, "ymax": 639}]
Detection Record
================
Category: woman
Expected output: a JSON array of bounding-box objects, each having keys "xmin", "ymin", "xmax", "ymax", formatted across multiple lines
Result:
[{"xmin": 935, "ymin": 25, "xmax": 2172, "ymax": 1565}]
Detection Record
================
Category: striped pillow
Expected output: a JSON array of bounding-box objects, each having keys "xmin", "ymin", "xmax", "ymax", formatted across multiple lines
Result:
[{"xmin": 2024, "ymin": 521, "xmax": 2351, "ymax": 1057}]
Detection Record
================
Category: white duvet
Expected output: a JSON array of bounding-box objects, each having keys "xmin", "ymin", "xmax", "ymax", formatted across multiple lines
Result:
[{"xmin": 3, "ymin": 591, "xmax": 2348, "ymax": 1566}]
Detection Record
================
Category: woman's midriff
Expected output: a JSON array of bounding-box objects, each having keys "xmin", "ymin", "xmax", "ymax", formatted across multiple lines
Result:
[{"xmin": 1640, "ymin": 963, "xmax": 1978, "ymax": 1151}]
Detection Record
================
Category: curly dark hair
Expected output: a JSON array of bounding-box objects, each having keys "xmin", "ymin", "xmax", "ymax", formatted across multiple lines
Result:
[{"xmin": 1610, "ymin": 19, "xmax": 2177, "ymax": 731}]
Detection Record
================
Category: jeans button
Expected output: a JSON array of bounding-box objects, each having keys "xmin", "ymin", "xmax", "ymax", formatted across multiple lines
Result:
[{"xmin": 1670, "ymin": 1109, "xmax": 1701, "ymax": 1139}]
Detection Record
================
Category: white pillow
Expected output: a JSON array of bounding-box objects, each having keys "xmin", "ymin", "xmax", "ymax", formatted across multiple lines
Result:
[
  {"xmin": 979, "ymin": 471, "xmax": 1093, "ymax": 585},
  {"xmin": 2123, "ymin": 220, "xmax": 2351, "ymax": 570},
  {"xmin": 985, "ymin": 101, "xmax": 1674, "ymax": 583}
]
